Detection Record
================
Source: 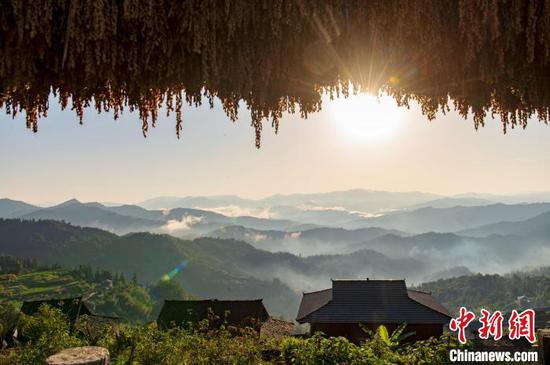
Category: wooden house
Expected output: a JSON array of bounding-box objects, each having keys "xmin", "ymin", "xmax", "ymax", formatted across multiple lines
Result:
[
  {"xmin": 20, "ymin": 297, "xmax": 93, "ymax": 324},
  {"xmin": 6, "ymin": 297, "xmax": 118, "ymax": 346},
  {"xmin": 297, "ymin": 279, "xmax": 451, "ymax": 343},
  {"xmin": 157, "ymin": 299, "xmax": 269, "ymax": 331}
]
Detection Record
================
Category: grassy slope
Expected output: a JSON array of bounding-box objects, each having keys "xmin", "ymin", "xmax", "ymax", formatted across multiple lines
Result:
[
  {"xmin": 0, "ymin": 269, "xmax": 93, "ymax": 301},
  {"xmin": 0, "ymin": 267, "xmax": 155, "ymax": 322}
]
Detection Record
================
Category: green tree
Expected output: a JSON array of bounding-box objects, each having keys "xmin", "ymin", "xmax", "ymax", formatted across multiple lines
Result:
[
  {"xmin": 150, "ymin": 279, "xmax": 189, "ymax": 302},
  {"xmin": 148, "ymin": 279, "xmax": 190, "ymax": 319},
  {"xmin": 16, "ymin": 305, "xmax": 83, "ymax": 365}
]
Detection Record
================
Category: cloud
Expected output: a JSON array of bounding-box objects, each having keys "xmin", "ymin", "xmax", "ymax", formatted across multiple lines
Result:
[
  {"xmin": 285, "ymin": 231, "xmax": 302, "ymax": 239},
  {"xmin": 161, "ymin": 215, "xmax": 203, "ymax": 232},
  {"xmin": 298, "ymin": 204, "xmax": 349, "ymax": 212},
  {"xmin": 246, "ymin": 232, "xmax": 268, "ymax": 242},
  {"xmin": 196, "ymin": 205, "xmax": 273, "ymax": 219},
  {"xmin": 296, "ymin": 204, "xmax": 381, "ymax": 218}
]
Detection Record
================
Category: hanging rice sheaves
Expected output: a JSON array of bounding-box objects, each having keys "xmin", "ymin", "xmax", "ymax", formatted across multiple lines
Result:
[{"xmin": 0, "ymin": 0, "xmax": 549, "ymax": 147}]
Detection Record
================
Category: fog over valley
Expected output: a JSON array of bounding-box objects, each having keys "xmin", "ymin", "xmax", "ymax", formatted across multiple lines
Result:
[{"xmin": 1, "ymin": 189, "xmax": 549, "ymax": 318}]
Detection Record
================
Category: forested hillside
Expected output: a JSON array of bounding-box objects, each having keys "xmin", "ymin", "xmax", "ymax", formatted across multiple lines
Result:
[
  {"xmin": 2, "ymin": 218, "xmax": 549, "ymax": 321},
  {"xmin": 0, "ymin": 219, "xmax": 300, "ymax": 318},
  {"xmin": 0, "ymin": 255, "xmax": 191, "ymax": 323},
  {"xmin": 416, "ymin": 271, "xmax": 550, "ymax": 314}
]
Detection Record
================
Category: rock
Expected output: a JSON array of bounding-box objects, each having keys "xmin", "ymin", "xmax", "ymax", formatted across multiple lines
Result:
[{"xmin": 45, "ymin": 346, "xmax": 109, "ymax": 365}]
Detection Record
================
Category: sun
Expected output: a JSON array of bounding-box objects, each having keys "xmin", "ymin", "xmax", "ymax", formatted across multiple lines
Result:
[{"xmin": 328, "ymin": 93, "xmax": 406, "ymax": 142}]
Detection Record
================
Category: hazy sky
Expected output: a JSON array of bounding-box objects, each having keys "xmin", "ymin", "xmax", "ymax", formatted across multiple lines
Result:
[{"xmin": 1, "ymin": 93, "xmax": 549, "ymax": 205}]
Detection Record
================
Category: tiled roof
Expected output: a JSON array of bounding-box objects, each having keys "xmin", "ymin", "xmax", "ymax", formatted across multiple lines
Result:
[
  {"xmin": 407, "ymin": 289, "xmax": 451, "ymax": 317},
  {"xmin": 157, "ymin": 299, "xmax": 269, "ymax": 329},
  {"xmin": 297, "ymin": 280, "xmax": 451, "ymax": 324},
  {"xmin": 296, "ymin": 288, "xmax": 333, "ymax": 321}
]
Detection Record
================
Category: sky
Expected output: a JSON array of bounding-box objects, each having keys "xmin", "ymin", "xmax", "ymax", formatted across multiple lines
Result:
[{"xmin": 1, "ymin": 93, "xmax": 549, "ymax": 205}]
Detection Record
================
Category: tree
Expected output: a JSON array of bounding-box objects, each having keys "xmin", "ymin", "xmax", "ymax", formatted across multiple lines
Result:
[{"xmin": 149, "ymin": 279, "xmax": 188, "ymax": 302}]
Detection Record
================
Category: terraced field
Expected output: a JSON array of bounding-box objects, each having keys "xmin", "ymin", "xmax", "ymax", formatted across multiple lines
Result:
[{"xmin": 0, "ymin": 270, "xmax": 92, "ymax": 301}]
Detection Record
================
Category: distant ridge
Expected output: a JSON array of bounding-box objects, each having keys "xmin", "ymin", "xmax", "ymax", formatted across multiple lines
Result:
[
  {"xmin": 346, "ymin": 202, "xmax": 550, "ymax": 233},
  {"xmin": 20, "ymin": 199, "xmax": 161, "ymax": 234},
  {"xmin": 460, "ymin": 211, "xmax": 550, "ymax": 238},
  {"xmin": 0, "ymin": 198, "xmax": 40, "ymax": 218}
]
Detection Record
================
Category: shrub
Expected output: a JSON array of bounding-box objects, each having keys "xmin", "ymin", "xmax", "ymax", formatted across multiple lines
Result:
[
  {"xmin": 90, "ymin": 322, "xmax": 267, "ymax": 365},
  {"xmin": 281, "ymin": 333, "xmax": 387, "ymax": 365},
  {"xmin": 0, "ymin": 301, "xmax": 19, "ymax": 342},
  {"xmin": 397, "ymin": 334, "xmax": 458, "ymax": 365},
  {"xmin": 2, "ymin": 307, "xmax": 463, "ymax": 365},
  {"xmin": 16, "ymin": 305, "xmax": 83, "ymax": 365}
]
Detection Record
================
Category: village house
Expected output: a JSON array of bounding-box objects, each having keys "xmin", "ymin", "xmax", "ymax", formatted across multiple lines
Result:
[
  {"xmin": 157, "ymin": 299, "xmax": 269, "ymax": 331},
  {"xmin": 296, "ymin": 279, "xmax": 451, "ymax": 343},
  {"xmin": 4, "ymin": 297, "xmax": 118, "ymax": 347},
  {"xmin": 20, "ymin": 297, "xmax": 94, "ymax": 324},
  {"xmin": 20, "ymin": 297, "xmax": 119, "ymax": 324}
]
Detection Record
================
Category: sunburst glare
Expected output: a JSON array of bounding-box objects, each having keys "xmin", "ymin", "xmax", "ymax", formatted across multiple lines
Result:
[{"xmin": 328, "ymin": 93, "xmax": 406, "ymax": 143}]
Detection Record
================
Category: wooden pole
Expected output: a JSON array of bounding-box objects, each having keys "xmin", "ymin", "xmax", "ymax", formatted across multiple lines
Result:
[{"xmin": 538, "ymin": 329, "xmax": 550, "ymax": 365}]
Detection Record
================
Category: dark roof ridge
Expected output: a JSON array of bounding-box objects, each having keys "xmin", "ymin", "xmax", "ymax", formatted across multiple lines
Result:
[
  {"xmin": 302, "ymin": 288, "xmax": 332, "ymax": 295},
  {"xmin": 296, "ymin": 298, "xmax": 333, "ymax": 322},
  {"xmin": 406, "ymin": 291, "xmax": 451, "ymax": 318},
  {"xmin": 407, "ymin": 297, "xmax": 451, "ymax": 318},
  {"xmin": 296, "ymin": 289, "xmax": 334, "ymax": 322},
  {"xmin": 407, "ymin": 288, "xmax": 432, "ymax": 295},
  {"xmin": 164, "ymin": 299, "xmax": 264, "ymax": 303},
  {"xmin": 297, "ymin": 300, "xmax": 333, "ymax": 321},
  {"xmin": 331, "ymin": 278, "xmax": 405, "ymax": 282}
]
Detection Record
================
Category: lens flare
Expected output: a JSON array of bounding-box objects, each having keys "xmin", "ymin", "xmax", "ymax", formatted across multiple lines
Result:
[{"xmin": 161, "ymin": 259, "xmax": 189, "ymax": 282}]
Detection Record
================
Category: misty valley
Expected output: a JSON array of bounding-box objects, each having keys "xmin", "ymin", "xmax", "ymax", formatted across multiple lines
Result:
[{"xmin": 1, "ymin": 189, "xmax": 549, "ymax": 320}]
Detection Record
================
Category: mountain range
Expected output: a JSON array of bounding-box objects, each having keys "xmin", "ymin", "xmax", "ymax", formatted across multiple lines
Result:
[
  {"xmin": 0, "ymin": 198, "xmax": 38, "ymax": 218},
  {"xmin": 209, "ymin": 225, "xmax": 407, "ymax": 255},
  {"xmin": 345, "ymin": 202, "xmax": 550, "ymax": 233},
  {"xmin": 0, "ymin": 198, "xmax": 307, "ymax": 236},
  {"xmin": 210, "ymin": 219, "xmax": 550, "ymax": 275},
  {"xmin": 0, "ymin": 219, "xmax": 434, "ymax": 318},
  {"xmin": 1, "ymin": 206, "xmax": 549, "ymax": 318},
  {"xmin": 459, "ymin": 211, "xmax": 550, "ymax": 238},
  {"xmin": 3, "ymin": 192, "xmax": 550, "ymax": 236},
  {"xmin": 1, "ymin": 189, "xmax": 549, "ymax": 320},
  {"xmin": 137, "ymin": 189, "xmax": 550, "ymax": 213},
  {"xmin": 138, "ymin": 190, "xmax": 441, "ymax": 212}
]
